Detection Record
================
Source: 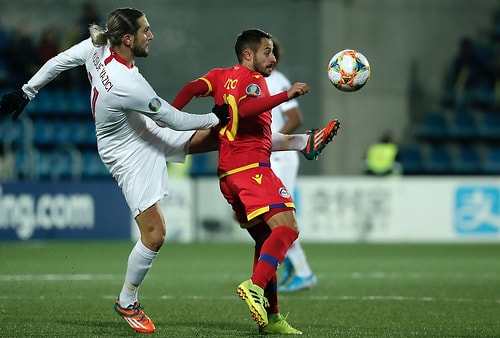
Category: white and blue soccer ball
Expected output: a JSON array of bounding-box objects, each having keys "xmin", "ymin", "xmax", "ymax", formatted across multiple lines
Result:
[{"xmin": 327, "ymin": 49, "xmax": 370, "ymax": 92}]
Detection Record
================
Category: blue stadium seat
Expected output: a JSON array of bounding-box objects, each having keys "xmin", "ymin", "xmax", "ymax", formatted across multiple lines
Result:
[
  {"xmin": 69, "ymin": 89, "xmax": 91, "ymax": 115},
  {"xmin": 13, "ymin": 148, "xmax": 35, "ymax": 179},
  {"xmin": 478, "ymin": 113, "xmax": 500, "ymax": 141},
  {"xmin": 33, "ymin": 120, "xmax": 57, "ymax": 146},
  {"xmin": 453, "ymin": 146, "xmax": 482, "ymax": 175},
  {"xmin": 35, "ymin": 150, "xmax": 54, "ymax": 180},
  {"xmin": 0, "ymin": 118, "xmax": 32, "ymax": 149},
  {"xmin": 81, "ymin": 151, "xmax": 111, "ymax": 179},
  {"xmin": 448, "ymin": 113, "xmax": 478, "ymax": 141},
  {"xmin": 424, "ymin": 146, "xmax": 453, "ymax": 175},
  {"xmin": 71, "ymin": 120, "xmax": 96, "ymax": 146},
  {"xmin": 417, "ymin": 111, "xmax": 449, "ymax": 141},
  {"xmin": 398, "ymin": 146, "xmax": 424, "ymax": 175},
  {"xmin": 482, "ymin": 147, "xmax": 500, "ymax": 175},
  {"xmin": 35, "ymin": 149, "xmax": 80, "ymax": 181}
]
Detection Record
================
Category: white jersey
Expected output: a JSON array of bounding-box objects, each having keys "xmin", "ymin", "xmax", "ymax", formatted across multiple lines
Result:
[
  {"xmin": 23, "ymin": 38, "xmax": 220, "ymax": 217},
  {"xmin": 266, "ymin": 70, "xmax": 300, "ymax": 194}
]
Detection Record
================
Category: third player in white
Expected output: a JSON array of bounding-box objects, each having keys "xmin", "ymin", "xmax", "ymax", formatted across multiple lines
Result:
[{"xmin": 267, "ymin": 39, "xmax": 318, "ymax": 292}]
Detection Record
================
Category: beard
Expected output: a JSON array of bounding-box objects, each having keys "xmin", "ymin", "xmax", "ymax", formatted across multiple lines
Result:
[
  {"xmin": 132, "ymin": 45, "xmax": 149, "ymax": 58},
  {"xmin": 254, "ymin": 61, "xmax": 272, "ymax": 77}
]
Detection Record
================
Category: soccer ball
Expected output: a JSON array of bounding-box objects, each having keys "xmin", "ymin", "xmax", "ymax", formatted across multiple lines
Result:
[{"xmin": 327, "ymin": 49, "xmax": 370, "ymax": 92}]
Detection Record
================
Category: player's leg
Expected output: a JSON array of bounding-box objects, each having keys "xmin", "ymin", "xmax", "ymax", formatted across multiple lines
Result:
[
  {"xmin": 301, "ymin": 119, "xmax": 341, "ymax": 160},
  {"xmin": 246, "ymin": 221, "xmax": 302, "ymax": 334},
  {"xmin": 247, "ymin": 209, "xmax": 298, "ymax": 290},
  {"xmin": 114, "ymin": 203, "xmax": 165, "ymax": 333},
  {"xmin": 246, "ymin": 222, "xmax": 278, "ymax": 313},
  {"xmin": 237, "ymin": 210, "xmax": 297, "ymax": 322},
  {"xmin": 270, "ymin": 152, "xmax": 300, "ymax": 287},
  {"xmin": 227, "ymin": 169, "xmax": 298, "ymax": 329},
  {"xmin": 278, "ymin": 240, "xmax": 318, "ymax": 292},
  {"xmin": 229, "ymin": 201, "xmax": 272, "ymax": 327},
  {"xmin": 255, "ymin": 210, "xmax": 302, "ymax": 334}
]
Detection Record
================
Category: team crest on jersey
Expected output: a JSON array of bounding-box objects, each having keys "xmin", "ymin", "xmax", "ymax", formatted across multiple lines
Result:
[
  {"xmin": 148, "ymin": 98, "xmax": 161, "ymax": 112},
  {"xmin": 279, "ymin": 187, "xmax": 290, "ymax": 198},
  {"xmin": 246, "ymin": 84, "xmax": 261, "ymax": 97}
]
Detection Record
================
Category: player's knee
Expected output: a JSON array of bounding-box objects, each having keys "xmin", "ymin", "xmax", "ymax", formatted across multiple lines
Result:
[
  {"xmin": 142, "ymin": 230, "xmax": 165, "ymax": 251},
  {"xmin": 152, "ymin": 231, "xmax": 166, "ymax": 251}
]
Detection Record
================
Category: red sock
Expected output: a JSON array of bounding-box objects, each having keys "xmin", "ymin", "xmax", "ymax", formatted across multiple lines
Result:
[
  {"xmin": 251, "ymin": 238, "xmax": 280, "ymax": 314},
  {"xmin": 251, "ymin": 226, "xmax": 298, "ymax": 289}
]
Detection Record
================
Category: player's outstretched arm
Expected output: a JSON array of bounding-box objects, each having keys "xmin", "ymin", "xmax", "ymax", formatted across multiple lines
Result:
[{"xmin": 2, "ymin": 39, "xmax": 93, "ymax": 121}]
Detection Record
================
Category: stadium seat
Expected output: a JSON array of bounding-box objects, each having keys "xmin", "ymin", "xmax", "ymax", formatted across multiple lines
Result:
[
  {"xmin": 417, "ymin": 111, "xmax": 449, "ymax": 141},
  {"xmin": 453, "ymin": 146, "xmax": 482, "ymax": 175},
  {"xmin": 482, "ymin": 147, "xmax": 500, "ymax": 175},
  {"xmin": 81, "ymin": 151, "xmax": 111, "ymax": 179},
  {"xmin": 13, "ymin": 148, "xmax": 36, "ymax": 180},
  {"xmin": 0, "ymin": 118, "xmax": 32, "ymax": 151},
  {"xmin": 69, "ymin": 89, "xmax": 91, "ymax": 115},
  {"xmin": 477, "ymin": 113, "xmax": 500, "ymax": 141},
  {"xmin": 33, "ymin": 120, "xmax": 57, "ymax": 146},
  {"xmin": 448, "ymin": 113, "xmax": 478, "ymax": 141},
  {"xmin": 35, "ymin": 148, "xmax": 82, "ymax": 181},
  {"xmin": 424, "ymin": 146, "xmax": 453, "ymax": 175},
  {"xmin": 398, "ymin": 146, "xmax": 425, "ymax": 175}
]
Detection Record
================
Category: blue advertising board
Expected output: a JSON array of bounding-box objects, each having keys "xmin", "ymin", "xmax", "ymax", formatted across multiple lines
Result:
[{"xmin": 0, "ymin": 182, "xmax": 130, "ymax": 240}]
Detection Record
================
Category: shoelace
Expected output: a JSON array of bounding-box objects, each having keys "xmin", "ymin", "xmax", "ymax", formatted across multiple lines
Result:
[
  {"xmin": 262, "ymin": 296, "xmax": 270, "ymax": 308},
  {"xmin": 122, "ymin": 302, "xmax": 143, "ymax": 316},
  {"xmin": 275, "ymin": 312, "xmax": 295, "ymax": 328}
]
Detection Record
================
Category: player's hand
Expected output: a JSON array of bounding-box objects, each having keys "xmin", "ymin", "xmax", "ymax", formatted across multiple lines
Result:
[
  {"xmin": 288, "ymin": 82, "xmax": 310, "ymax": 99},
  {"xmin": 0, "ymin": 90, "xmax": 30, "ymax": 120},
  {"xmin": 212, "ymin": 103, "xmax": 230, "ymax": 126}
]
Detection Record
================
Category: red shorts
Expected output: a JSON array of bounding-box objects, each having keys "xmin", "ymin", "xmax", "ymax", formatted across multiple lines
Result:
[{"xmin": 219, "ymin": 164, "xmax": 295, "ymax": 224}]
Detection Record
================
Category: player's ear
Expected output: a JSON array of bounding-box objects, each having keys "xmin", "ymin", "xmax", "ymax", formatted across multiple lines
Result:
[
  {"xmin": 243, "ymin": 49, "xmax": 252, "ymax": 61},
  {"xmin": 123, "ymin": 34, "xmax": 133, "ymax": 47}
]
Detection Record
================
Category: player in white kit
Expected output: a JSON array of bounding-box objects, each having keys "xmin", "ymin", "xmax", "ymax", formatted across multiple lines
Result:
[
  {"xmin": 0, "ymin": 8, "xmax": 229, "ymax": 334},
  {"xmin": 267, "ymin": 39, "xmax": 318, "ymax": 292},
  {"xmin": 0, "ymin": 9, "xmax": 339, "ymax": 333}
]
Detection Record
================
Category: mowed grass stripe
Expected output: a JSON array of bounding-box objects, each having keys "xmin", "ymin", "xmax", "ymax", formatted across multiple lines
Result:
[{"xmin": 0, "ymin": 241, "xmax": 498, "ymax": 337}]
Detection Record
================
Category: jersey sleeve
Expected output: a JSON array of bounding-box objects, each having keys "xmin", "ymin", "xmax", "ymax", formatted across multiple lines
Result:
[
  {"xmin": 238, "ymin": 75, "xmax": 289, "ymax": 118},
  {"xmin": 22, "ymin": 38, "xmax": 94, "ymax": 100},
  {"xmin": 171, "ymin": 78, "xmax": 210, "ymax": 110},
  {"xmin": 122, "ymin": 75, "xmax": 219, "ymax": 130}
]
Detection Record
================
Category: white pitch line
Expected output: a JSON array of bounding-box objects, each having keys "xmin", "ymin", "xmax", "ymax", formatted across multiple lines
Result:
[
  {"xmin": 0, "ymin": 293, "xmax": 498, "ymax": 304},
  {"xmin": 0, "ymin": 274, "xmax": 117, "ymax": 281},
  {"xmin": 122, "ymin": 294, "xmax": 500, "ymax": 304}
]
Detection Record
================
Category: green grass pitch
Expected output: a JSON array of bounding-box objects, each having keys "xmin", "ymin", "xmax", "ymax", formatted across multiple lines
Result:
[{"xmin": 0, "ymin": 241, "xmax": 499, "ymax": 337}]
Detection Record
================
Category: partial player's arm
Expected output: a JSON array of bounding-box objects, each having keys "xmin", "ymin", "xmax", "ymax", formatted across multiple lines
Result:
[
  {"xmin": 171, "ymin": 78, "xmax": 210, "ymax": 110},
  {"xmin": 22, "ymin": 39, "xmax": 91, "ymax": 99},
  {"xmin": 238, "ymin": 81, "xmax": 309, "ymax": 118},
  {"xmin": 126, "ymin": 79, "xmax": 228, "ymax": 130}
]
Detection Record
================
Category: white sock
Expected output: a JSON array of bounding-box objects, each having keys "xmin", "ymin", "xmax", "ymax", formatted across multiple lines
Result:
[
  {"xmin": 119, "ymin": 240, "xmax": 158, "ymax": 307},
  {"xmin": 286, "ymin": 240, "xmax": 313, "ymax": 278},
  {"xmin": 272, "ymin": 133, "xmax": 308, "ymax": 151}
]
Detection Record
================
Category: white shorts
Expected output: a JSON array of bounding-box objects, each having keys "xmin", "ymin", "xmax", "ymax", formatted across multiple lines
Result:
[{"xmin": 100, "ymin": 120, "xmax": 196, "ymax": 218}]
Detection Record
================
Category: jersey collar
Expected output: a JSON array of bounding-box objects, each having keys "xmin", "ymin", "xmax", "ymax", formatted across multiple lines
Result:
[{"xmin": 104, "ymin": 47, "xmax": 134, "ymax": 69}]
